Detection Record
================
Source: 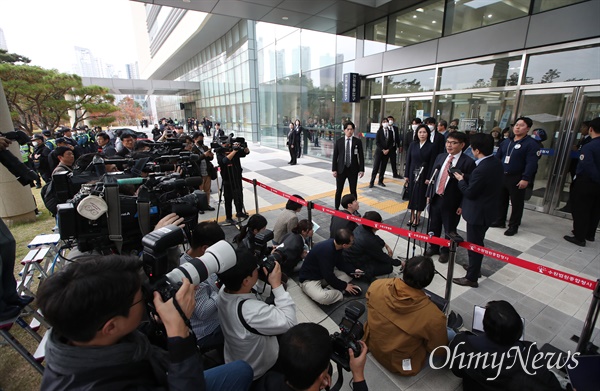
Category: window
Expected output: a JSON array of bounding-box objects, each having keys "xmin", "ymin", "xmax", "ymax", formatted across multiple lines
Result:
[
  {"xmin": 525, "ymin": 45, "xmax": 600, "ymax": 84},
  {"xmin": 384, "ymin": 69, "xmax": 436, "ymax": 94},
  {"xmin": 444, "ymin": 0, "xmax": 531, "ymax": 35},
  {"xmin": 439, "ymin": 56, "xmax": 522, "ymax": 90},
  {"xmin": 364, "ymin": 18, "xmax": 388, "ymax": 56},
  {"xmin": 532, "ymin": 0, "xmax": 587, "ymax": 13},
  {"xmin": 387, "ymin": 0, "xmax": 444, "ymax": 49}
]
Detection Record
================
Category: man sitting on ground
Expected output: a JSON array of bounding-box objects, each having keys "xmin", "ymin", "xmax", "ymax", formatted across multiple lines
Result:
[
  {"xmin": 329, "ymin": 193, "xmax": 361, "ymax": 238},
  {"xmin": 217, "ymin": 249, "xmax": 297, "ymax": 380},
  {"xmin": 449, "ymin": 300, "xmax": 562, "ymax": 390},
  {"xmin": 256, "ymin": 322, "xmax": 369, "ymax": 391},
  {"xmin": 37, "ymin": 255, "xmax": 253, "ymax": 390},
  {"xmin": 364, "ymin": 255, "xmax": 450, "ymax": 375},
  {"xmin": 299, "ymin": 228, "xmax": 363, "ymax": 305},
  {"xmin": 343, "ymin": 211, "xmax": 401, "ymax": 280}
]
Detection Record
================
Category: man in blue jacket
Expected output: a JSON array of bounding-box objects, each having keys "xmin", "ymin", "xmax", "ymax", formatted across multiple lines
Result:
[{"xmin": 493, "ymin": 117, "xmax": 540, "ymax": 236}]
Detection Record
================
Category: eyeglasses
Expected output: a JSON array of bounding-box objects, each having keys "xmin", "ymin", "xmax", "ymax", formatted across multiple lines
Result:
[{"xmin": 446, "ymin": 141, "xmax": 460, "ymax": 145}]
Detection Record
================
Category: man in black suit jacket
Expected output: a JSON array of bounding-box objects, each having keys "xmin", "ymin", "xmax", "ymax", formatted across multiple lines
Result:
[
  {"xmin": 332, "ymin": 121, "xmax": 365, "ymax": 210},
  {"xmin": 369, "ymin": 121, "xmax": 394, "ymax": 187},
  {"xmin": 451, "ymin": 134, "xmax": 503, "ymax": 287},
  {"xmin": 425, "ymin": 131, "xmax": 476, "ymax": 263},
  {"xmin": 426, "ymin": 117, "xmax": 446, "ymax": 155},
  {"xmin": 387, "ymin": 116, "xmax": 402, "ymax": 179}
]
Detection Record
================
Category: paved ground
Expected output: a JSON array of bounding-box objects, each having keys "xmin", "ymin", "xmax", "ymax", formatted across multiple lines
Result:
[{"xmin": 199, "ymin": 143, "xmax": 599, "ymax": 391}]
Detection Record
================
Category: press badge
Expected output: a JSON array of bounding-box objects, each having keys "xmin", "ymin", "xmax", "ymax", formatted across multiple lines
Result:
[
  {"xmin": 504, "ymin": 156, "xmax": 510, "ymax": 164},
  {"xmin": 402, "ymin": 358, "xmax": 412, "ymax": 371}
]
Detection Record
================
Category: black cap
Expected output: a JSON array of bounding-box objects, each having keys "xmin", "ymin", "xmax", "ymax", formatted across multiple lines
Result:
[
  {"xmin": 589, "ymin": 117, "xmax": 600, "ymax": 133},
  {"xmin": 31, "ymin": 134, "xmax": 44, "ymax": 141},
  {"xmin": 55, "ymin": 137, "xmax": 67, "ymax": 144}
]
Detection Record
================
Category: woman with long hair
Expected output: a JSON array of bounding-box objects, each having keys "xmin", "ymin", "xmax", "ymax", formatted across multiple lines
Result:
[
  {"xmin": 404, "ymin": 124, "xmax": 437, "ymax": 227},
  {"xmin": 276, "ymin": 219, "xmax": 313, "ymax": 274},
  {"xmin": 234, "ymin": 214, "xmax": 268, "ymax": 250}
]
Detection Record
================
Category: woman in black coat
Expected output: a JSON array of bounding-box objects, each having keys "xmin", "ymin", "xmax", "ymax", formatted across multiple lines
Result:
[
  {"xmin": 404, "ymin": 124, "xmax": 437, "ymax": 227},
  {"xmin": 286, "ymin": 122, "xmax": 297, "ymax": 165},
  {"xmin": 294, "ymin": 119, "xmax": 302, "ymax": 159}
]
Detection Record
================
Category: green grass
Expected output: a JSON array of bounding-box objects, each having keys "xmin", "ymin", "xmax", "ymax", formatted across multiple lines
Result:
[{"xmin": 0, "ymin": 187, "xmax": 55, "ymax": 391}]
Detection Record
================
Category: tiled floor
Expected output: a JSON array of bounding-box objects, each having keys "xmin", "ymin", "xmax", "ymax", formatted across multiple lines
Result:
[{"xmin": 200, "ymin": 143, "xmax": 599, "ymax": 390}]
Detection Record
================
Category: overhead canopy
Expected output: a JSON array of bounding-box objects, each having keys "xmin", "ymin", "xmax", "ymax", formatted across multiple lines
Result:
[{"xmin": 81, "ymin": 77, "xmax": 200, "ymax": 95}]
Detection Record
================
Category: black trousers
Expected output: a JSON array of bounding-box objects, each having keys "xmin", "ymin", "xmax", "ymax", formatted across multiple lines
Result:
[
  {"xmin": 295, "ymin": 141, "xmax": 301, "ymax": 158},
  {"xmin": 288, "ymin": 145, "xmax": 297, "ymax": 164},
  {"xmin": 498, "ymin": 173, "xmax": 526, "ymax": 228},
  {"xmin": 428, "ymin": 195, "xmax": 461, "ymax": 255},
  {"xmin": 335, "ymin": 168, "xmax": 358, "ymax": 210},
  {"xmin": 465, "ymin": 223, "xmax": 488, "ymax": 282},
  {"xmin": 370, "ymin": 150, "xmax": 389, "ymax": 184},
  {"xmin": 0, "ymin": 218, "xmax": 18, "ymax": 312},
  {"xmin": 571, "ymin": 179, "xmax": 600, "ymax": 241},
  {"xmin": 389, "ymin": 149, "xmax": 399, "ymax": 176},
  {"xmin": 222, "ymin": 180, "xmax": 244, "ymax": 219}
]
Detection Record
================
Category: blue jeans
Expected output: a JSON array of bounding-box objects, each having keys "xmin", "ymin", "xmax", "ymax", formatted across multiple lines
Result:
[{"xmin": 205, "ymin": 360, "xmax": 253, "ymax": 391}]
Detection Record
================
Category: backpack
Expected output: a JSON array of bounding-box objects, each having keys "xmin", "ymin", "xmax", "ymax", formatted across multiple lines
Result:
[
  {"xmin": 207, "ymin": 161, "xmax": 218, "ymax": 180},
  {"xmin": 41, "ymin": 181, "xmax": 58, "ymax": 216}
]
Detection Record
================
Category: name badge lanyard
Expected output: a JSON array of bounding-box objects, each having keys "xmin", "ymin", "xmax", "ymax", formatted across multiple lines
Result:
[{"xmin": 504, "ymin": 140, "xmax": 521, "ymax": 164}]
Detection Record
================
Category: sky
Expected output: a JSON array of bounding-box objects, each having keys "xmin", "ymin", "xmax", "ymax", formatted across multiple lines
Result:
[{"xmin": 0, "ymin": 0, "xmax": 139, "ymax": 74}]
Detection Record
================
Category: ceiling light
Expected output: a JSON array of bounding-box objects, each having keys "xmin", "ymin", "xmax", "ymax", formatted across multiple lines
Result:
[
  {"xmin": 282, "ymin": 16, "xmax": 289, "ymax": 20},
  {"xmin": 487, "ymin": 14, "xmax": 493, "ymax": 18},
  {"xmin": 413, "ymin": 15, "xmax": 417, "ymax": 18},
  {"xmin": 432, "ymin": 21, "xmax": 437, "ymax": 23},
  {"xmin": 416, "ymin": 8, "xmax": 424, "ymax": 12},
  {"xmin": 182, "ymin": 0, "xmax": 190, "ymax": 2}
]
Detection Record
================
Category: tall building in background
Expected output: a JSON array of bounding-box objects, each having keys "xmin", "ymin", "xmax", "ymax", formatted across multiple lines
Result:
[
  {"xmin": 0, "ymin": 28, "xmax": 8, "ymax": 51},
  {"xmin": 73, "ymin": 46, "xmax": 104, "ymax": 77}
]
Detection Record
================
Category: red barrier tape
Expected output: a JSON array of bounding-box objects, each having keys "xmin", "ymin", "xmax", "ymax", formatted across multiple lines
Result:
[{"xmin": 242, "ymin": 176, "xmax": 597, "ymax": 291}]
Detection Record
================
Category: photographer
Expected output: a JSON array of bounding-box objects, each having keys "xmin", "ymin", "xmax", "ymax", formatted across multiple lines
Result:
[
  {"xmin": 234, "ymin": 214, "xmax": 268, "ymax": 250},
  {"xmin": 37, "ymin": 255, "xmax": 254, "ymax": 390},
  {"xmin": 257, "ymin": 323, "xmax": 369, "ymax": 391},
  {"xmin": 275, "ymin": 219, "xmax": 313, "ymax": 274},
  {"xmin": 180, "ymin": 221, "xmax": 227, "ymax": 351},
  {"xmin": 216, "ymin": 136, "xmax": 250, "ymax": 224},
  {"xmin": 217, "ymin": 248, "xmax": 297, "ymax": 380}
]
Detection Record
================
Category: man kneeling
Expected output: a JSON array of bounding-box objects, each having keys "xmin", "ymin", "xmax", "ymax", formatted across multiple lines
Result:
[{"xmin": 37, "ymin": 255, "xmax": 253, "ymax": 390}]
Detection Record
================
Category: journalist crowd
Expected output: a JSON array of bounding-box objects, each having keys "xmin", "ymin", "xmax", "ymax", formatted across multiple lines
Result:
[{"xmin": 1, "ymin": 113, "xmax": 598, "ymax": 391}]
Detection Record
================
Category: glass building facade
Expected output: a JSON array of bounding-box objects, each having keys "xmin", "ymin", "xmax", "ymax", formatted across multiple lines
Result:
[{"xmin": 147, "ymin": 0, "xmax": 599, "ymax": 215}]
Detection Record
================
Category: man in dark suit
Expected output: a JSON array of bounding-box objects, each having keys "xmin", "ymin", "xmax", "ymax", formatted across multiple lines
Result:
[
  {"xmin": 425, "ymin": 131, "xmax": 476, "ymax": 263},
  {"xmin": 426, "ymin": 117, "xmax": 446, "ymax": 155},
  {"xmin": 332, "ymin": 121, "xmax": 365, "ymax": 210},
  {"xmin": 451, "ymin": 133, "xmax": 503, "ymax": 287},
  {"xmin": 387, "ymin": 116, "xmax": 402, "ymax": 179},
  {"xmin": 369, "ymin": 121, "xmax": 394, "ymax": 188}
]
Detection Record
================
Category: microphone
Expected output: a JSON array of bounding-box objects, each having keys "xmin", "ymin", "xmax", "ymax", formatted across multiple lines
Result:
[
  {"xmin": 428, "ymin": 168, "xmax": 439, "ymax": 184},
  {"xmin": 414, "ymin": 165, "xmax": 425, "ymax": 182}
]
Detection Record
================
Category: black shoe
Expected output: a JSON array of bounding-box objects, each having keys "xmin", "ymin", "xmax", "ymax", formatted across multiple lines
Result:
[
  {"xmin": 206, "ymin": 206, "xmax": 215, "ymax": 211},
  {"xmin": 198, "ymin": 210, "xmax": 205, "ymax": 214},
  {"xmin": 369, "ymin": 182, "xmax": 374, "ymax": 188},
  {"xmin": 504, "ymin": 227, "xmax": 518, "ymax": 236},
  {"xmin": 0, "ymin": 306, "xmax": 21, "ymax": 322},
  {"xmin": 462, "ymin": 264, "xmax": 481, "ymax": 278},
  {"xmin": 224, "ymin": 218, "xmax": 236, "ymax": 225},
  {"xmin": 452, "ymin": 277, "xmax": 478, "ymax": 288},
  {"xmin": 586, "ymin": 236, "xmax": 595, "ymax": 242},
  {"xmin": 6, "ymin": 295, "xmax": 34, "ymax": 308},
  {"xmin": 490, "ymin": 221, "xmax": 506, "ymax": 228},
  {"xmin": 564, "ymin": 235, "xmax": 586, "ymax": 247},
  {"xmin": 438, "ymin": 253, "xmax": 449, "ymax": 264},
  {"xmin": 378, "ymin": 182, "xmax": 386, "ymax": 187},
  {"xmin": 391, "ymin": 258, "xmax": 402, "ymax": 267},
  {"xmin": 393, "ymin": 175, "xmax": 403, "ymax": 179},
  {"xmin": 236, "ymin": 212, "xmax": 249, "ymax": 218},
  {"xmin": 424, "ymin": 248, "xmax": 439, "ymax": 257}
]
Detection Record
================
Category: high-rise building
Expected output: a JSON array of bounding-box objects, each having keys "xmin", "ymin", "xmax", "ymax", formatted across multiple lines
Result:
[
  {"xmin": 73, "ymin": 46, "xmax": 103, "ymax": 77},
  {"xmin": 0, "ymin": 27, "xmax": 8, "ymax": 51},
  {"xmin": 126, "ymin": 62, "xmax": 140, "ymax": 80}
]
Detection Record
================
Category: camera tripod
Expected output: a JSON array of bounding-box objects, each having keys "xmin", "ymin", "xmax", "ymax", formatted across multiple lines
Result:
[{"xmin": 216, "ymin": 163, "xmax": 248, "ymax": 226}]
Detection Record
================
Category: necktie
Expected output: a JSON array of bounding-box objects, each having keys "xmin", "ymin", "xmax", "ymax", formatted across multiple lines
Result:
[
  {"xmin": 437, "ymin": 155, "xmax": 454, "ymax": 195},
  {"xmin": 345, "ymin": 138, "xmax": 351, "ymax": 167}
]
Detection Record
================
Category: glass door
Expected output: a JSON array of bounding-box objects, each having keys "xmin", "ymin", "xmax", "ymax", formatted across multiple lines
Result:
[
  {"xmin": 517, "ymin": 86, "xmax": 600, "ymax": 215},
  {"xmin": 383, "ymin": 98, "xmax": 407, "ymax": 171}
]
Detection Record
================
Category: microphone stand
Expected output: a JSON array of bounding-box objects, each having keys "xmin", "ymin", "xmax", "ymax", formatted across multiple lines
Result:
[
  {"xmin": 405, "ymin": 165, "xmax": 424, "ymax": 261},
  {"xmin": 423, "ymin": 168, "xmax": 439, "ymax": 255}
]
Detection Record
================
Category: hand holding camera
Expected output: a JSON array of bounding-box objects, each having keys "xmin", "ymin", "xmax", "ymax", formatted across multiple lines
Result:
[
  {"xmin": 152, "ymin": 277, "xmax": 195, "ymax": 338},
  {"xmin": 266, "ymin": 260, "xmax": 282, "ymax": 289}
]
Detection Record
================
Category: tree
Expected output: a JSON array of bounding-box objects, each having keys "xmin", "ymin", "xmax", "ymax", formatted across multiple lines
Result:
[
  {"xmin": 0, "ymin": 64, "xmax": 119, "ymax": 133},
  {"xmin": 69, "ymin": 85, "xmax": 119, "ymax": 128},
  {"xmin": 0, "ymin": 49, "xmax": 31, "ymax": 64},
  {"xmin": 112, "ymin": 97, "xmax": 143, "ymax": 126},
  {"xmin": 541, "ymin": 68, "xmax": 561, "ymax": 84}
]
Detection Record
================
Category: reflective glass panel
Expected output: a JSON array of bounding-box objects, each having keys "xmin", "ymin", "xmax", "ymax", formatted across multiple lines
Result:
[
  {"xmin": 364, "ymin": 18, "xmax": 387, "ymax": 56},
  {"xmin": 525, "ymin": 45, "xmax": 600, "ymax": 84},
  {"xmin": 365, "ymin": 77, "xmax": 383, "ymax": 96},
  {"xmin": 444, "ymin": 0, "xmax": 531, "ymax": 35},
  {"xmin": 337, "ymin": 32, "xmax": 356, "ymax": 62},
  {"xmin": 275, "ymin": 30, "xmax": 300, "ymax": 78},
  {"xmin": 384, "ymin": 69, "xmax": 436, "ymax": 94},
  {"xmin": 388, "ymin": 0, "xmax": 444, "ymax": 49},
  {"xmin": 439, "ymin": 56, "xmax": 522, "ymax": 90},
  {"xmin": 532, "ymin": 0, "xmax": 586, "ymax": 13},
  {"xmin": 301, "ymin": 29, "xmax": 337, "ymax": 71}
]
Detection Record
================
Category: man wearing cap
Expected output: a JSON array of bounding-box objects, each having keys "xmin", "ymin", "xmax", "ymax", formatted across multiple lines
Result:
[
  {"xmin": 31, "ymin": 134, "xmax": 52, "ymax": 183},
  {"xmin": 564, "ymin": 117, "xmax": 600, "ymax": 246},
  {"xmin": 493, "ymin": 116, "xmax": 540, "ymax": 236},
  {"xmin": 42, "ymin": 130, "xmax": 56, "ymax": 151}
]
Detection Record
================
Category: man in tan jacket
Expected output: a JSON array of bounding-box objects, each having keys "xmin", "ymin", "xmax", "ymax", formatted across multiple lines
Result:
[{"xmin": 364, "ymin": 256, "xmax": 450, "ymax": 375}]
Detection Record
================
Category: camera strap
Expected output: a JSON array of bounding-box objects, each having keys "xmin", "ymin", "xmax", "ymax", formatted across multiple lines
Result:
[
  {"xmin": 104, "ymin": 183, "xmax": 123, "ymax": 254},
  {"xmin": 137, "ymin": 186, "xmax": 152, "ymax": 236},
  {"xmin": 237, "ymin": 299, "xmax": 266, "ymax": 336},
  {"xmin": 172, "ymin": 295, "xmax": 192, "ymax": 330}
]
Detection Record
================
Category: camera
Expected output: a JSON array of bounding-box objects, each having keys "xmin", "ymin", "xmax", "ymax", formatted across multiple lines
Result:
[
  {"xmin": 141, "ymin": 226, "xmax": 237, "ymax": 301},
  {"xmin": 250, "ymin": 229, "xmax": 286, "ymax": 274},
  {"xmin": 448, "ymin": 167, "xmax": 462, "ymax": 176},
  {"xmin": 211, "ymin": 134, "xmax": 248, "ymax": 153},
  {"xmin": 330, "ymin": 302, "xmax": 365, "ymax": 371}
]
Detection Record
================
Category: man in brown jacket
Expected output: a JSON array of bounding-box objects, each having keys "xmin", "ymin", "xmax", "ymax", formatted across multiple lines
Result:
[{"xmin": 364, "ymin": 256, "xmax": 450, "ymax": 375}]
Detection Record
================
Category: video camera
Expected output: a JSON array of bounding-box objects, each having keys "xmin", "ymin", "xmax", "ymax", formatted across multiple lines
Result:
[
  {"xmin": 250, "ymin": 229, "xmax": 285, "ymax": 275},
  {"xmin": 210, "ymin": 134, "xmax": 248, "ymax": 153},
  {"xmin": 330, "ymin": 302, "xmax": 365, "ymax": 371}
]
